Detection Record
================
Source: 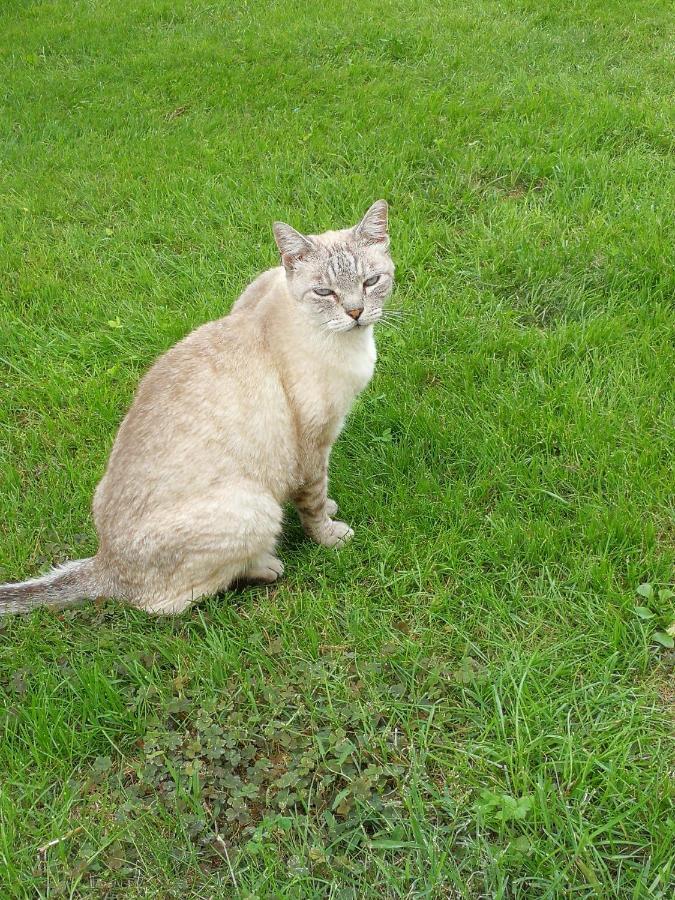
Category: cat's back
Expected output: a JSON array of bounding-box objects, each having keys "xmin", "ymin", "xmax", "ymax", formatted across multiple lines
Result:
[
  {"xmin": 94, "ymin": 289, "xmax": 293, "ymax": 521},
  {"xmin": 123, "ymin": 308, "xmax": 273, "ymax": 432}
]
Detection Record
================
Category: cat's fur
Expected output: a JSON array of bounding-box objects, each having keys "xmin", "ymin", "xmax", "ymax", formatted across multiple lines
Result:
[{"xmin": 0, "ymin": 201, "xmax": 394, "ymax": 615}]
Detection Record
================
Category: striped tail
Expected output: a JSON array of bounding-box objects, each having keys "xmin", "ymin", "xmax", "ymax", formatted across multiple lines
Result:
[{"xmin": 0, "ymin": 558, "xmax": 101, "ymax": 615}]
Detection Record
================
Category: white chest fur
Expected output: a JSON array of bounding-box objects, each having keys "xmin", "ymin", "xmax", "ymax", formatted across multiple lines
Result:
[
  {"xmin": 337, "ymin": 327, "xmax": 376, "ymax": 392},
  {"xmin": 289, "ymin": 326, "xmax": 377, "ymax": 445}
]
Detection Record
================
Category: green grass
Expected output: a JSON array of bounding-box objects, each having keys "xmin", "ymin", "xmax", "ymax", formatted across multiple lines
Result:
[{"xmin": 1, "ymin": 0, "xmax": 674, "ymax": 895}]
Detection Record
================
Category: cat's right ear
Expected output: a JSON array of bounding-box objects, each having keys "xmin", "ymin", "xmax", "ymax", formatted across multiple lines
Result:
[
  {"xmin": 273, "ymin": 222, "xmax": 314, "ymax": 270},
  {"xmin": 354, "ymin": 200, "xmax": 389, "ymax": 246}
]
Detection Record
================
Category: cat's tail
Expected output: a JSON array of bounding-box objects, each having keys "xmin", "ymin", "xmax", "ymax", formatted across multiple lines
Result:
[{"xmin": 0, "ymin": 557, "xmax": 102, "ymax": 616}]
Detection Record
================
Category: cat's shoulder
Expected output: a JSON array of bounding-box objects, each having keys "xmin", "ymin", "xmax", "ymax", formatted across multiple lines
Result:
[{"xmin": 230, "ymin": 267, "xmax": 285, "ymax": 315}]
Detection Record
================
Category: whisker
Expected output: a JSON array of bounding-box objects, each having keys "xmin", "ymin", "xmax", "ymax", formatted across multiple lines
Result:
[
  {"xmin": 379, "ymin": 315, "xmax": 407, "ymax": 324},
  {"xmin": 375, "ymin": 318, "xmax": 403, "ymax": 331}
]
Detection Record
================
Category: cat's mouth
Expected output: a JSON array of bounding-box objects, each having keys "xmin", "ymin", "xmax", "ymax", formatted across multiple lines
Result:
[
  {"xmin": 352, "ymin": 313, "xmax": 380, "ymax": 329},
  {"xmin": 324, "ymin": 316, "xmax": 375, "ymax": 333}
]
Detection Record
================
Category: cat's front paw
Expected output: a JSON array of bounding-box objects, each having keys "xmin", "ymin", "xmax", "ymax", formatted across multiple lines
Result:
[{"xmin": 315, "ymin": 519, "xmax": 354, "ymax": 548}]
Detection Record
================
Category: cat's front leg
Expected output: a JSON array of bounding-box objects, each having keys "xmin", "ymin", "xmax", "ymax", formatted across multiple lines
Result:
[{"xmin": 294, "ymin": 453, "xmax": 352, "ymax": 548}]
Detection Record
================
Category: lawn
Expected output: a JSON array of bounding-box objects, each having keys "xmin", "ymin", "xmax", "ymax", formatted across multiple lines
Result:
[{"xmin": 0, "ymin": 0, "xmax": 673, "ymax": 895}]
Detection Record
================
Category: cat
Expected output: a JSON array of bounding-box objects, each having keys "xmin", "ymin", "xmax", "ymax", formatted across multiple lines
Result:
[{"xmin": 0, "ymin": 201, "xmax": 394, "ymax": 615}]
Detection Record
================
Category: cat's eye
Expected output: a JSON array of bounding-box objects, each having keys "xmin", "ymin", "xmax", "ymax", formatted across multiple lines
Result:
[
  {"xmin": 313, "ymin": 287, "xmax": 334, "ymax": 297},
  {"xmin": 363, "ymin": 275, "xmax": 380, "ymax": 287}
]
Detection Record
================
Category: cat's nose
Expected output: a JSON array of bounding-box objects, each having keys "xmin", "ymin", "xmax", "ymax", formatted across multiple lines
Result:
[{"xmin": 346, "ymin": 307, "xmax": 363, "ymax": 320}]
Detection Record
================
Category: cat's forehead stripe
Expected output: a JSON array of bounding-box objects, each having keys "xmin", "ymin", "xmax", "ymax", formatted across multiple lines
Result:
[{"xmin": 326, "ymin": 246, "xmax": 362, "ymax": 279}]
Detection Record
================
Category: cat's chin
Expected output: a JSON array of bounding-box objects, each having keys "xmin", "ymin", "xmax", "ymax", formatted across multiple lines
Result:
[{"xmin": 332, "ymin": 323, "xmax": 371, "ymax": 334}]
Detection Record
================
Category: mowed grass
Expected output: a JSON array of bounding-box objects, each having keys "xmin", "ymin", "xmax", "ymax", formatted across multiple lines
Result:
[{"xmin": 1, "ymin": 0, "xmax": 674, "ymax": 895}]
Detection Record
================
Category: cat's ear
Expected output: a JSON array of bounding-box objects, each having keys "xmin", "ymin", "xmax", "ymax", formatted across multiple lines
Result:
[
  {"xmin": 354, "ymin": 199, "xmax": 389, "ymax": 246},
  {"xmin": 273, "ymin": 221, "xmax": 314, "ymax": 269}
]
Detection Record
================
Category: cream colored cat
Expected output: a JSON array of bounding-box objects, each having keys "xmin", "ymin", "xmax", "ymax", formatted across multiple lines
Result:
[{"xmin": 0, "ymin": 201, "xmax": 394, "ymax": 615}]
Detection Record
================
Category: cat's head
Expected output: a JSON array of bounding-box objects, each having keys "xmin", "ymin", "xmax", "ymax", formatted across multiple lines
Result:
[{"xmin": 273, "ymin": 200, "xmax": 394, "ymax": 332}]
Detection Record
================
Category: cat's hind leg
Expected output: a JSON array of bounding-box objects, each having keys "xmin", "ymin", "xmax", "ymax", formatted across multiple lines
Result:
[
  {"xmin": 241, "ymin": 552, "xmax": 285, "ymax": 585},
  {"xmin": 125, "ymin": 485, "xmax": 283, "ymax": 615}
]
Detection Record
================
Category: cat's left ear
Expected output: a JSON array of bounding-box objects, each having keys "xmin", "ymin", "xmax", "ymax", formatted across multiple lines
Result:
[
  {"xmin": 273, "ymin": 221, "xmax": 315, "ymax": 270},
  {"xmin": 354, "ymin": 199, "xmax": 389, "ymax": 247}
]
